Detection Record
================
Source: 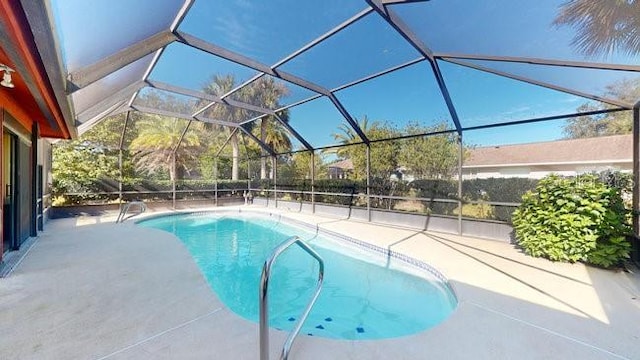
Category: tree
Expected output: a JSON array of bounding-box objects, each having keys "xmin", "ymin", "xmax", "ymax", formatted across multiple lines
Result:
[
  {"xmin": 331, "ymin": 117, "xmax": 401, "ymax": 181},
  {"xmin": 291, "ymin": 151, "xmax": 326, "ymax": 180},
  {"xmin": 553, "ymin": 0, "xmax": 640, "ymax": 138},
  {"xmin": 197, "ymin": 128, "xmax": 235, "ymax": 180},
  {"xmin": 331, "ymin": 116, "xmax": 370, "ymax": 164},
  {"xmin": 202, "ymin": 75, "xmax": 247, "ymax": 180},
  {"xmin": 563, "ymin": 103, "xmax": 616, "ymax": 138},
  {"xmin": 553, "ymin": 0, "xmax": 640, "ymax": 58},
  {"xmin": 563, "ymin": 79, "xmax": 639, "ymax": 138},
  {"xmin": 128, "ymin": 115, "xmax": 201, "ymax": 182},
  {"xmin": 52, "ymin": 141, "xmax": 120, "ymax": 196},
  {"xmin": 200, "ymin": 75, "xmax": 293, "ymax": 180},
  {"xmin": 80, "ymin": 113, "xmax": 130, "ymax": 149},
  {"xmin": 242, "ymin": 76, "xmax": 291, "ymax": 179},
  {"xmin": 255, "ymin": 116, "xmax": 291, "ymax": 178},
  {"xmin": 52, "ymin": 113, "xmax": 132, "ymax": 197},
  {"xmin": 331, "ymin": 118, "xmax": 402, "ymax": 209},
  {"xmin": 135, "ymin": 90, "xmax": 198, "ymax": 116},
  {"xmin": 399, "ymin": 122, "xmax": 459, "ymax": 179},
  {"xmin": 203, "ymin": 75, "xmax": 284, "ymax": 180}
]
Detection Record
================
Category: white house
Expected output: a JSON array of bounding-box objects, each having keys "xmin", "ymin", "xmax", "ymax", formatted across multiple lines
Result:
[
  {"xmin": 463, "ymin": 134, "xmax": 632, "ymax": 179},
  {"xmin": 327, "ymin": 159, "xmax": 354, "ymax": 179}
]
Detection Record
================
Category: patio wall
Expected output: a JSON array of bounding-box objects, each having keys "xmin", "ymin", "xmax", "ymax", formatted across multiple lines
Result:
[{"xmin": 49, "ymin": 198, "xmax": 244, "ymax": 219}]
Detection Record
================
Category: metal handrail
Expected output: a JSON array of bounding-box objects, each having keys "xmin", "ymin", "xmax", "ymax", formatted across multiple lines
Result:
[
  {"xmin": 251, "ymin": 187, "xmax": 521, "ymax": 207},
  {"xmin": 259, "ymin": 236, "xmax": 324, "ymax": 360},
  {"xmin": 116, "ymin": 200, "xmax": 146, "ymax": 223}
]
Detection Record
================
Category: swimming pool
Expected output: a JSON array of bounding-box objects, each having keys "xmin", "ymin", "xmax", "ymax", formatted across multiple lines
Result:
[{"xmin": 137, "ymin": 211, "xmax": 457, "ymax": 340}]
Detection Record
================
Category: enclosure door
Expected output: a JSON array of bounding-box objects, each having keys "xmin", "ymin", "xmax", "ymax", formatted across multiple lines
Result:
[{"xmin": 2, "ymin": 130, "xmax": 18, "ymax": 253}]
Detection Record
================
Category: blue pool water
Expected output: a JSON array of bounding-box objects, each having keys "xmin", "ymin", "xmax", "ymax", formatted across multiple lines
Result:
[{"xmin": 137, "ymin": 212, "xmax": 457, "ymax": 339}]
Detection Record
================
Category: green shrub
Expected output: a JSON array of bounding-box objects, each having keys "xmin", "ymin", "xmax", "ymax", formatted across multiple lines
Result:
[
  {"xmin": 410, "ymin": 179, "xmax": 457, "ymax": 199},
  {"xmin": 597, "ymin": 170, "xmax": 632, "ymax": 210},
  {"xmin": 512, "ymin": 174, "xmax": 631, "ymax": 268}
]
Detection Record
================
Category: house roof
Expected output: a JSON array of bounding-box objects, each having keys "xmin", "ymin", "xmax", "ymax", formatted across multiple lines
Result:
[
  {"xmin": 464, "ymin": 134, "xmax": 632, "ymax": 167},
  {"xmin": 327, "ymin": 158, "xmax": 354, "ymax": 170}
]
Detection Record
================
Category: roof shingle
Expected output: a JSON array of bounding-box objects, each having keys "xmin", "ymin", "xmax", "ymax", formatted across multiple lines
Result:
[{"xmin": 465, "ymin": 134, "xmax": 632, "ymax": 166}]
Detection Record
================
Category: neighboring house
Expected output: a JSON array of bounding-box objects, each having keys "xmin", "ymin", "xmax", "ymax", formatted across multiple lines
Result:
[
  {"xmin": 327, "ymin": 159, "xmax": 416, "ymax": 181},
  {"xmin": 390, "ymin": 166, "xmax": 415, "ymax": 182},
  {"xmin": 327, "ymin": 159, "xmax": 354, "ymax": 179},
  {"xmin": 463, "ymin": 134, "xmax": 632, "ymax": 179}
]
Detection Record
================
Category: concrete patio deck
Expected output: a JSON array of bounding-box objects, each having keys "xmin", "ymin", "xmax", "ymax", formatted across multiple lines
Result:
[{"xmin": 0, "ymin": 205, "xmax": 638, "ymax": 359}]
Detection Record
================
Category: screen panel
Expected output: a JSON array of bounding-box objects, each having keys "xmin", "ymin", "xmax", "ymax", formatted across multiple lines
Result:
[
  {"xmin": 179, "ymin": 0, "xmax": 365, "ymax": 65},
  {"xmin": 228, "ymin": 75, "xmax": 318, "ymax": 109},
  {"xmin": 438, "ymin": 60, "xmax": 613, "ymax": 128},
  {"xmin": 51, "ymin": 0, "xmax": 183, "ymax": 71},
  {"xmin": 71, "ymin": 54, "xmax": 154, "ymax": 115},
  {"xmin": 134, "ymin": 87, "xmax": 201, "ymax": 116},
  {"xmin": 336, "ymin": 61, "xmax": 455, "ymax": 136},
  {"xmin": 279, "ymin": 13, "xmax": 421, "ymax": 90},
  {"xmin": 390, "ymin": 0, "xmax": 640, "ymax": 66},
  {"xmin": 448, "ymin": 59, "xmax": 640, "ymax": 107},
  {"xmin": 150, "ymin": 42, "xmax": 259, "ymax": 94},
  {"xmin": 284, "ymin": 97, "xmax": 358, "ymax": 149}
]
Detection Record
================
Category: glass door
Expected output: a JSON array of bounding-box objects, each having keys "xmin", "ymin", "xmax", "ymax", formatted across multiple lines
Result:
[{"xmin": 3, "ymin": 130, "xmax": 18, "ymax": 253}]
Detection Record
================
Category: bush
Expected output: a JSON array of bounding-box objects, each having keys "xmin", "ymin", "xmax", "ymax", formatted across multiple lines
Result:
[
  {"xmin": 597, "ymin": 170, "xmax": 632, "ymax": 209},
  {"xmin": 512, "ymin": 174, "xmax": 631, "ymax": 268},
  {"xmin": 410, "ymin": 179, "xmax": 457, "ymax": 199},
  {"xmin": 315, "ymin": 179, "xmax": 363, "ymax": 206}
]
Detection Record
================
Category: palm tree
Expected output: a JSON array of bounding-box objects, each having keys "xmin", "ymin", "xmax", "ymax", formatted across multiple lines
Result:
[
  {"xmin": 331, "ymin": 116, "xmax": 370, "ymax": 159},
  {"xmin": 129, "ymin": 115, "xmax": 201, "ymax": 182},
  {"xmin": 201, "ymin": 75, "xmax": 292, "ymax": 180},
  {"xmin": 202, "ymin": 75, "xmax": 249, "ymax": 180},
  {"xmin": 553, "ymin": 0, "xmax": 640, "ymax": 57},
  {"xmin": 256, "ymin": 116, "xmax": 292, "ymax": 178},
  {"xmin": 243, "ymin": 77, "xmax": 291, "ymax": 179}
]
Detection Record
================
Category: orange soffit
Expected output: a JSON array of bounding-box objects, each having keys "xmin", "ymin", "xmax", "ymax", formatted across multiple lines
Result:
[{"xmin": 0, "ymin": 1, "xmax": 71, "ymax": 138}]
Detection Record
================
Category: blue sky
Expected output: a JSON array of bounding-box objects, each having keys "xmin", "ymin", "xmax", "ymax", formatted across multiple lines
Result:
[{"xmin": 52, "ymin": 0, "xmax": 639, "ymax": 148}]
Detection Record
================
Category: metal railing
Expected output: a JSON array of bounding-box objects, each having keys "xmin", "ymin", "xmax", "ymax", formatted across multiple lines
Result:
[
  {"xmin": 116, "ymin": 201, "xmax": 146, "ymax": 223},
  {"xmin": 55, "ymin": 187, "xmax": 521, "ymax": 223},
  {"xmin": 251, "ymin": 187, "xmax": 520, "ymax": 221},
  {"xmin": 259, "ymin": 236, "xmax": 324, "ymax": 360}
]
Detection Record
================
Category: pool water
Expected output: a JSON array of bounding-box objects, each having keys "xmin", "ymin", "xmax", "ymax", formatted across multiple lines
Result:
[{"xmin": 138, "ymin": 212, "xmax": 457, "ymax": 340}]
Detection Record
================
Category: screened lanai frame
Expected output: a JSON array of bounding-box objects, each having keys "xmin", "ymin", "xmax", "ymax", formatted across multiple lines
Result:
[{"xmin": 21, "ymin": 0, "xmax": 640, "ymax": 263}]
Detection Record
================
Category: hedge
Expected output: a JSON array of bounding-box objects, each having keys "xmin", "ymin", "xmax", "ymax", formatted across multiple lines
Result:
[{"xmin": 53, "ymin": 176, "xmax": 540, "ymax": 221}]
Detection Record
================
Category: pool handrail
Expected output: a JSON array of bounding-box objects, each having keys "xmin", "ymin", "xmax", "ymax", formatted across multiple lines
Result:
[
  {"xmin": 116, "ymin": 200, "xmax": 146, "ymax": 223},
  {"xmin": 259, "ymin": 235, "xmax": 324, "ymax": 360}
]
